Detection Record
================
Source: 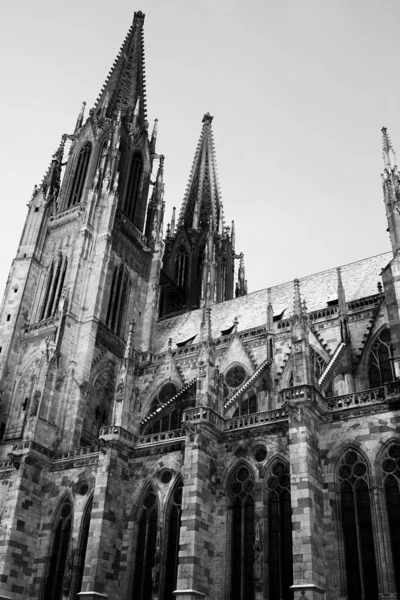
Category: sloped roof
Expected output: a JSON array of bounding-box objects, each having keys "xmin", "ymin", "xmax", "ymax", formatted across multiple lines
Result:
[{"xmin": 153, "ymin": 252, "xmax": 392, "ymax": 354}]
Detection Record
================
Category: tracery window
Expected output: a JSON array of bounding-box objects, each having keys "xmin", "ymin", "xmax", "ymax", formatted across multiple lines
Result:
[
  {"xmin": 40, "ymin": 254, "xmax": 68, "ymax": 321},
  {"xmin": 310, "ymin": 347, "xmax": 327, "ymax": 381},
  {"xmin": 67, "ymin": 141, "xmax": 92, "ymax": 207},
  {"xmin": 42, "ymin": 497, "xmax": 73, "ymax": 600},
  {"xmin": 147, "ymin": 383, "xmax": 179, "ymax": 434},
  {"xmin": 382, "ymin": 443, "xmax": 400, "ymax": 595},
  {"xmin": 266, "ymin": 461, "xmax": 293, "ymax": 600},
  {"xmin": 124, "ymin": 152, "xmax": 143, "ymax": 224},
  {"xmin": 368, "ymin": 329, "xmax": 393, "ymax": 388},
  {"xmin": 175, "ymin": 247, "xmax": 189, "ymax": 289},
  {"xmin": 230, "ymin": 464, "xmax": 255, "ymax": 600},
  {"xmin": 164, "ymin": 480, "xmax": 183, "ymax": 600},
  {"xmin": 233, "ymin": 395, "xmax": 257, "ymax": 417},
  {"xmin": 134, "ymin": 488, "xmax": 158, "ymax": 600},
  {"xmin": 223, "ymin": 365, "xmax": 247, "ymax": 400},
  {"xmin": 106, "ymin": 264, "xmax": 130, "ymax": 336},
  {"xmin": 338, "ymin": 449, "xmax": 378, "ymax": 600}
]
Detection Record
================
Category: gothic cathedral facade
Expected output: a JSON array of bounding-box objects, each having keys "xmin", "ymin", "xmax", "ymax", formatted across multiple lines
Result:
[{"xmin": 1, "ymin": 10, "xmax": 400, "ymax": 600}]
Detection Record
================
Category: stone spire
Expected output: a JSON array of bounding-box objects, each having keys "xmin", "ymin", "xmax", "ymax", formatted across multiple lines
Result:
[
  {"xmin": 291, "ymin": 279, "xmax": 311, "ymax": 385},
  {"xmin": 93, "ymin": 11, "xmax": 147, "ymax": 123},
  {"xmin": 177, "ymin": 113, "xmax": 224, "ymax": 233},
  {"xmin": 381, "ymin": 127, "xmax": 400, "ymax": 255},
  {"xmin": 236, "ymin": 252, "xmax": 247, "ymax": 297}
]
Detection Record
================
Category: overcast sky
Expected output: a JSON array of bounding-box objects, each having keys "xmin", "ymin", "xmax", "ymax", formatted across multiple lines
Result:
[{"xmin": 0, "ymin": 0, "xmax": 399, "ymax": 300}]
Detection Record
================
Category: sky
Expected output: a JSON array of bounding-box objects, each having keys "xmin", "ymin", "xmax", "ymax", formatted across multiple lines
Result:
[{"xmin": 0, "ymin": 0, "xmax": 399, "ymax": 299}]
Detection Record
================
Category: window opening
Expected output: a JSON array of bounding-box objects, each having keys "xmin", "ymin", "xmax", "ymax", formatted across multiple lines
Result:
[
  {"xmin": 230, "ymin": 464, "xmax": 255, "ymax": 600},
  {"xmin": 43, "ymin": 499, "xmax": 72, "ymax": 600},
  {"xmin": 164, "ymin": 482, "xmax": 183, "ymax": 600},
  {"xmin": 339, "ymin": 450, "xmax": 378, "ymax": 600},
  {"xmin": 124, "ymin": 152, "xmax": 143, "ymax": 224},
  {"xmin": 266, "ymin": 461, "xmax": 293, "ymax": 600},
  {"xmin": 67, "ymin": 142, "xmax": 92, "ymax": 208},
  {"xmin": 382, "ymin": 444, "xmax": 400, "ymax": 595},
  {"xmin": 134, "ymin": 489, "xmax": 158, "ymax": 600},
  {"xmin": 368, "ymin": 329, "xmax": 394, "ymax": 388}
]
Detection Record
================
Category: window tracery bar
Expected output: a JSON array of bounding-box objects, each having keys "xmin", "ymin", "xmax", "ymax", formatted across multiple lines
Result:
[
  {"xmin": 134, "ymin": 489, "xmax": 158, "ymax": 600},
  {"xmin": 338, "ymin": 450, "xmax": 378, "ymax": 600},
  {"xmin": 382, "ymin": 443, "xmax": 400, "ymax": 595},
  {"xmin": 368, "ymin": 329, "xmax": 394, "ymax": 388}
]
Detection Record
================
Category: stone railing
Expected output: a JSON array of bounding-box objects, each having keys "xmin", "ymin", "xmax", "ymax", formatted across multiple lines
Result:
[
  {"xmin": 280, "ymin": 384, "xmax": 324, "ymax": 403},
  {"xmin": 137, "ymin": 428, "xmax": 185, "ymax": 446},
  {"xmin": 99, "ymin": 425, "xmax": 137, "ymax": 445},
  {"xmin": 182, "ymin": 406, "xmax": 226, "ymax": 430},
  {"xmin": 226, "ymin": 407, "xmax": 288, "ymax": 431},
  {"xmin": 327, "ymin": 386, "xmax": 386, "ymax": 411},
  {"xmin": 54, "ymin": 444, "xmax": 101, "ymax": 461}
]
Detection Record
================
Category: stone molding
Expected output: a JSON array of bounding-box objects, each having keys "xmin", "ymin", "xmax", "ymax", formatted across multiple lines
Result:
[
  {"xmin": 77, "ymin": 593, "xmax": 108, "ymax": 599},
  {"xmin": 173, "ymin": 590, "xmax": 206, "ymax": 599}
]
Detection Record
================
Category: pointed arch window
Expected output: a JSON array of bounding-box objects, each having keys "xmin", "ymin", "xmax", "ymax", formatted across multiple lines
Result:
[
  {"xmin": 310, "ymin": 346, "xmax": 327, "ymax": 381},
  {"xmin": 368, "ymin": 329, "xmax": 394, "ymax": 388},
  {"xmin": 147, "ymin": 383, "xmax": 179, "ymax": 434},
  {"xmin": 72, "ymin": 496, "xmax": 93, "ymax": 599},
  {"xmin": 266, "ymin": 461, "xmax": 293, "ymax": 600},
  {"xmin": 229, "ymin": 464, "xmax": 255, "ymax": 600},
  {"xmin": 134, "ymin": 488, "xmax": 158, "ymax": 600},
  {"xmin": 233, "ymin": 395, "xmax": 257, "ymax": 417},
  {"xmin": 175, "ymin": 247, "xmax": 189, "ymax": 289},
  {"xmin": 42, "ymin": 497, "xmax": 73, "ymax": 600},
  {"xmin": 40, "ymin": 254, "xmax": 68, "ymax": 321},
  {"xmin": 338, "ymin": 449, "xmax": 378, "ymax": 600},
  {"xmin": 67, "ymin": 141, "xmax": 92, "ymax": 207},
  {"xmin": 382, "ymin": 444, "xmax": 400, "ymax": 595},
  {"xmin": 164, "ymin": 480, "xmax": 183, "ymax": 600},
  {"xmin": 106, "ymin": 264, "xmax": 130, "ymax": 336},
  {"xmin": 223, "ymin": 364, "xmax": 247, "ymax": 400},
  {"xmin": 124, "ymin": 152, "xmax": 143, "ymax": 224}
]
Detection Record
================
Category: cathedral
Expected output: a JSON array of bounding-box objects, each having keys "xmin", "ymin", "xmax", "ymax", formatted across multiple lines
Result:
[{"xmin": 1, "ymin": 9, "xmax": 400, "ymax": 600}]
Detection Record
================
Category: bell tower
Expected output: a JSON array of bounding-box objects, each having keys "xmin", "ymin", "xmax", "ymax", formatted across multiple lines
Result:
[
  {"xmin": 0, "ymin": 10, "xmax": 164, "ymax": 449},
  {"xmin": 159, "ymin": 113, "xmax": 240, "ymax": 318}
]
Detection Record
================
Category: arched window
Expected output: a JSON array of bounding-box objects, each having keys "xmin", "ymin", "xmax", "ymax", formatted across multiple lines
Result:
[
  {"xmin": 229, "ymin": 464, "xmax": 255, "ymax": 600},
  {"xmin": 223, "ymin": 365, "xmax": 247, "ymax": 400},
  {"xmin": 310, "ymin": 346, "xmax": 327, "ymax": 381},
  {"xmin": 368, "ymin": 329, "xmax": 393, "ymax": 388},
  {"xmin": 164, "ymin": 480, "xmax": 183, "ymax": 600},
  {"xmin": 106, "ymin": 264, "xmax": 130, "ymax": 336},
  {"xmin": 233, "ymin": 395, "xmax": 257, "ymax": 417},
  {"xmin": 40, "ymin": 254, "xmax": 68, "ymax": 321},
  {"xmin": 338, "ymin": 449, "xmax": 378, "ymax": 600},
  {"xmin": 266, "ymin": 461, "xmax": 293, "ymax": 600},
  {"xmin": 175, "ymin": 247, "xmax": 189, "ymax": 289},
  {"xmin": 124, "ymin": 152, "xmax": 143, "ymax": 224},
  {"xmin": 67, "ymin": 141, "xmax": 92, "ymax": 207},
  {"xmin": 147, "ymin": 383, "xmax": 179, "ymax": 434},
  {"xmin": 72, "ymin": 496, "xmax": 93, "ymax": 599},
  {"xmin": 134, "ymin": 488, "xmax": 158, "ymax": 600},
  {"xmin": 42, "ymin": 497, "xmax": 73, "ymax": 600},
  {"xmin": 382, "ymin": 443, "xmax": 400, "ymax": 595}
]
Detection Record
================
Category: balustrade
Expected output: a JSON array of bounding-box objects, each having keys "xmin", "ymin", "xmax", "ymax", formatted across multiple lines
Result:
[{"xmin": 327, "ymin": 387, "xmax": 385, "ymax": 411}]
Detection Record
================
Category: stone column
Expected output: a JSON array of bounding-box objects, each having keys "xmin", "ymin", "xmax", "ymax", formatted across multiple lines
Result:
[
  {"xmin": 175, "ymin": 421, "xmax": 220, "ymax": 600},
  {"xmin": 288, "ymin": 398, "xmax": 325, "ymax": 600}
]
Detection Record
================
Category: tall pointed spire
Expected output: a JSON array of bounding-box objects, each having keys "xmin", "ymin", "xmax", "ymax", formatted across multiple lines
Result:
[
  {"xmin": 177, "ymin": 113, "xmax": 224, "ymax": 232},
  {"xmin": 94, "ymin": 11, "xmax": 147, "ymax": 123},
  {"xmin": 382, "ymin": 127, "xmax": 397, "ymax": 171}
]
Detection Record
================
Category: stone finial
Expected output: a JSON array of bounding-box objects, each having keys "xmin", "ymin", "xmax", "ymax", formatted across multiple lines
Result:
[
  {"xmin": 202, "ymin": 112, "xmax": 214, "ymax": 124},
  {"xmin": 233, "ymin": 316, "xmax": 239, "ymax": 333},
  {"xmin": 171, "ymin": 206, "xmax": 176, "ymax": 236},
  {"xmin": 267, "ymin": 288, "xmax": 274, "ymax": 332},
  {"xmin": 74, "ymin": 101, "xmax": 86, "ymax": 132}
]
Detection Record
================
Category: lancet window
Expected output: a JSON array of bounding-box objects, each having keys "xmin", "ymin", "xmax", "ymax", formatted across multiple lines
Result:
[
  {"xmin": 229, "ymin": 464, "xmax": 255, "ymax": 600},
  {"xmin": 175, "ymin": 247, "xmax": 189, "ymax": 289},
  {"xmin": 67, "ymin": 141, "xmax": 92, "ymax": 207},
  {"xmin": 124, "ymin": 152, "xmax": 143, "ymax": 224},
  {"xmin": 164, "ymin": 480, "xmax": 183, "ymax": 600},
  {"xmin": 146, "ymin": 383, "xmax": 179, "ymax": 434},
  {"xmin": 40, "ymin": 254, "xmax": 68, "ymax": 321},
  {"xmin": 381, "ymin": 443, "xmax": 400, "ymax": 595},
  {"xmin": 42, "ymin": 497, "xmax": 73, "ymax": 600},
  {"xmin": 368, "ymin": 329, "xmax": 393, "ymax": 388},
  {"xmin": 134, "ymin": 488, "xmax": 158, "ymax": 600},
  {"xmin": 338, "ymin": 449, "xmax": 378, "ymax": 600},
  {"xmin": 106, "ymin": 264, "xmax": 130, "ymax": 336},
  {"xmin": 266, "ymin": 461, "xmax": 293, "ymax": 600},
  {"xmin": 72, "ymin": 496, "xmax": 93, "ymax": 599}
]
